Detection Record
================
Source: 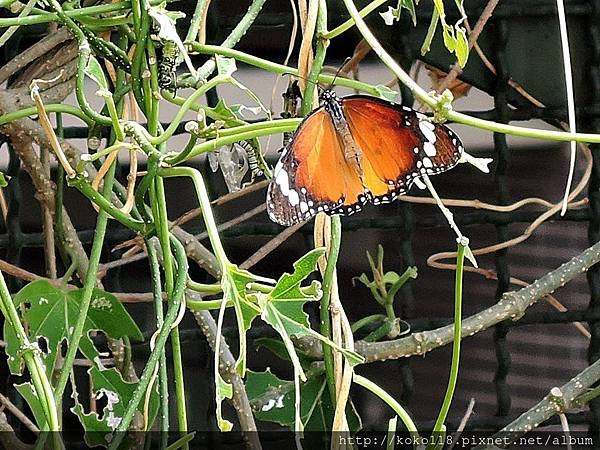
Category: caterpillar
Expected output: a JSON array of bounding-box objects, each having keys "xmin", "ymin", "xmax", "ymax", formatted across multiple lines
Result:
[
  {"xmin": 236, "ymin": 140, "xmax": 264, "ymax": 181},
  {"xmin": 158, "ymin": 40, "xmax": 178, "ymax": 92}
]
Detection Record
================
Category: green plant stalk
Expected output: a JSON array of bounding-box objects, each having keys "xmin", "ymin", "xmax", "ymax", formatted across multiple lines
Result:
[
  {"xmin": 184, "ymin": 0, "xmax": 209, "ymax": 42},
  {"xmin": 0, "ymin": 0, "xmax": 38, "ymax": 47},
  {"xmin": 426, "ymin": 243, "xmax": 466, "ymax": 450},
  {"xmin": 158, "ymin": 167, "xmax": 229, "ymax": 266},
  {"xmin": 53, "ymin": 163, "xmax": 117, "ymax": 403},
  {"xmin": 184, "ymin": 120, "xmax": 300, "ymax": 161},
  {"xmin": 75, "ymin": 41, "xmax": 112, "ymax": 126},
  {"xmin": 0, "ymin": 104, "xmax": 93, "ymax": 127},
  {"xmin": 301, "ymin": 0, "xmax": 328, "ymax": 116},
  {"xmin": 338, "ymin": 0, "xmax": 600, "ymax": 144},
  {"xmin": 322, "ymin": 0, "xmax": 389, "ymax": 39},
  {"xmin": 152, "ymin": 75, "xmax": 229, "ymax": 145},
  {"xmin": 68, "ymin": 176, "xmax": 148, "ymax": 233},
  {"xmin": 0, "ymin": 274, "xmax": 61, "ymax": 446},
  {"xmin": 189, "ymin": 43, "xmax": 381, "ymax": 96},
  {"xmin": 109, "ymin": 237, "xmax": 188, "ymax": 450},
  {"xmin": 364, "ymin": 320, "xmax": 393, "ymax": 343},
  {"xmin": 153, "ymin": 179, "xmax": 189, "ymax": 441},
  {"xmin": 320, "ymin": 215, "xmax": 342, "ymax": 405},
  {"xmin": 351, "ymin": 314, "xmax": 386, "ymax": 333},
  {"xmin": 354, "ymin": 374, "xmax": 418, "ymax": 434},
  {"xmin": 186, "ymin": 298, "xmax": 232, "ymax": 311},
  {"xmin": 0, "ymin": 1, "xmax": 142, "ymax": 27},
  {"xmin": 194, "ymin": 0, "xmax": 267, "ymax": 81},
  {"xmin": 104, "ymin": 95, "xmax": 125, "ymax": 141},
  {"xmin": 147, "ymin": 241, "xmax": 169, "ymax": 438},
  {"xmin": 187, "ymin": 280, "xmax": 223, "ymax": 294}
]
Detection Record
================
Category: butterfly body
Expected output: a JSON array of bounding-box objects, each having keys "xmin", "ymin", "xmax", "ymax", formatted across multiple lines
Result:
[{"xmin": 267, "ymin": 91, "xmax": 464, "ymax": 226}]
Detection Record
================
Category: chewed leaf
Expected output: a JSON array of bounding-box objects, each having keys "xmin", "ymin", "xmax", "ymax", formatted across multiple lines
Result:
[
  {"xmin": 85, "ymin": 55, "xmax": 108, "ymax": 90},
  {"xmin": 216, "ymin": 372, "xmax": 234, "ymax": 432},
  {"xmin": 4, "ymin": 280, "xmax": 142, "ymax": 378},
  {"xmin": 215, "ymin": 55, "xmax": 237, "ymax": 78},
  {"xmin": 72, "ymin": 367, "xmax": 158, "ymax": 447},
  {"xmin": 147, "ymin": 6, "xmax": 197, "ymax": 78},
  {"xmin": 246, "ymin": 370, "xmax": 362, "ymax": 436},
  {"xmin": 271, "ymin": 248, "xmax": 326, "ymax": 302}
]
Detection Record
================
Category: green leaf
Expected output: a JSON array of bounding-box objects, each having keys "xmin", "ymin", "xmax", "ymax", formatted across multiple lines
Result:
[
  {"xmin": 421, "ymin": 9, "xmax": 439, "ymax": 55},
  {"xmin": 85, "ymin": 55, "xmax": 108, "ymax": 91},
  {"xmin": 455, "ymin": 26, "xmax": 469, "ymax": 67},
  {"xmin": 222, "ymin": 265, "xmax": 261, "ymax": 375},
  {"xmin": 374, "ymin": 85, "xmax": 399, "ymax": 102},
  {"xmin": 4, "ymin": 280, "xmax": 142, "ymax": 378},
  {"xmin": 0, "ymin": 171, "xmax": 8, "ymax": 188},
  {"xmin": 442, "ymin": 24, "xmax": 457, "ymax": 52},
  {"xmin": 15, "ymin": 383, "xmax": 47, "ymax": 430},
  {"xmin": 215, "ymin": 55, "xmax": 237, "ymax": 78},
  {"xmin": 401, "ymin": 0, "xmax": 417, "ymax": 26},
  {"xmin": 246, "ymin": 370, "xmax": 362, "ymax": 434},
  {"xmin": 271, "ymin": 248, "xmax": 325, "ymax": 302},
  {"xmin": 72, "ymin": 367, "xmax": 159, "ymax": 447}
]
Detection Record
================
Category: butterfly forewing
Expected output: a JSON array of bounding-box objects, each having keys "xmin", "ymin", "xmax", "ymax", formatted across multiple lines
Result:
[{"xmin": 267, "ymin": 107, "xmax": 365, "ymax": 226}]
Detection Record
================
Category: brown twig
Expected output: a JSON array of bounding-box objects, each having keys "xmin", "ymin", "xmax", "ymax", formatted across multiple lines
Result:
[
  {"xmin": 0, "ymin": 392, "xmax": 39, "ymax": 434},
  {"xmin": 0, "ymin": 27, "xmax": 72, "ymax": 84},
  {"xmin": 240, "ymin": 222, "xmax": 304, "ymax": 270},
  {"xmin": 353, "ymin": 238, "xmax": 600, "ymax": 362},
  {"xmin": 192, "ymin": 310, "xmax": 262, "ymax": 450}
]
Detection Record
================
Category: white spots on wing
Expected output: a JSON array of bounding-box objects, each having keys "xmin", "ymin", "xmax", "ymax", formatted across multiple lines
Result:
[
  {"xmin": 416, "ymin": 112, "xmax": 427, "ymax": 120},
  {"xmin": 413, "ymin": 147, "xmax": 419, "ymax": 154},
  {"xmin": 423, "ymin": 141, "xmax": 436, "ymax": 157},
  {"xmin": 273, "ymin": 160, "xmax": 284, "ymax": 177},
  {"xmin": 288, "ymin": 189, "xmax": 300, "ymax": 206},
  {"xmin": 300, "ymin": 187, "xmax": 307, "ymax": 194},
  {"xmin": 416, "ymin": 160, "xmax": 422, "ymax": 168},
  {"xmin": 275, "ymin": 169, "xmax": 290, "ymax": 195},
  {"xmin": 300, "ymin": 201, "xmax": 309, "ymax": 213},
  {"xmin": 419, "ymin": 120, "xmax": 436, "ymax": 143},
  {"xmin": 423, "ymin": 157, "xmax": 433, "ymax": 168}
]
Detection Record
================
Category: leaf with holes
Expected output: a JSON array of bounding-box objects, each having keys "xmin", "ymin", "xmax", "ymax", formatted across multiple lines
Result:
[
  {"xmin": 72, "ymin": 367, "xmax": 159, "ymax": 447},
  {"xmin": 246, "ymin": 369, "xmax": 362, "ymax": 435},
  {"xmin": 258, "ymin": 248, "xmax": 364, "ymax": 377},
  {"xmin": 85, "ymin": 55, "xmax": 109, "ymax": 91},
  {"xmin": 4, "ymin": 280, "xmax": 143, "ymax": 379}
]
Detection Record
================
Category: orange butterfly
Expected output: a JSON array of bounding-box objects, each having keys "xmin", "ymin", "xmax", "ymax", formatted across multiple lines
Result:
[{"xmin": 266, "ymin": 91, "xmax": 464, "ymax": 226}]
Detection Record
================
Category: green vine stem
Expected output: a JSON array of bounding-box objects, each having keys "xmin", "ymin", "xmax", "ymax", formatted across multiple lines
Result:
[
  {"xmin": 108, "ymin": 236, "xmax": 188, "ymax": 450},
  {"xmin": 322, "ymin": 0, "xmax": 388, "ymax": 40},
  {"xmin": 336, "ymin": 0, "xmax": 600, "ymax": 145},
  {"xmin": 54, "ymin": 163, "xmax": 116, "ymax": 403},
  {"xmin": 353, "ymin": 374, "xmax": 418, "ymax": 434},
  {"xmin": 152, "ymin": 178, "xmax": 189, "ymax": 441},
  {"xmin": 146, "ymin": 238, "xmax": 170, "ymax": 440},
  {"xmin": 321, "ymin": 216, "xmax": 342, "ymax": 405},
  {"xmin": 0, "ymin": 271, "xmax": 61, "ymax": 447},
  {"xmin": 426, "ymin": 241, "xmax": 466, "ymax": 450}
]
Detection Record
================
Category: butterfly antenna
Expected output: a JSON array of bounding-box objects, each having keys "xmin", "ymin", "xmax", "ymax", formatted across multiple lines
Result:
[{"xmin": 329, "ymin": 57, "xmax": 352, "ymax": 88}]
